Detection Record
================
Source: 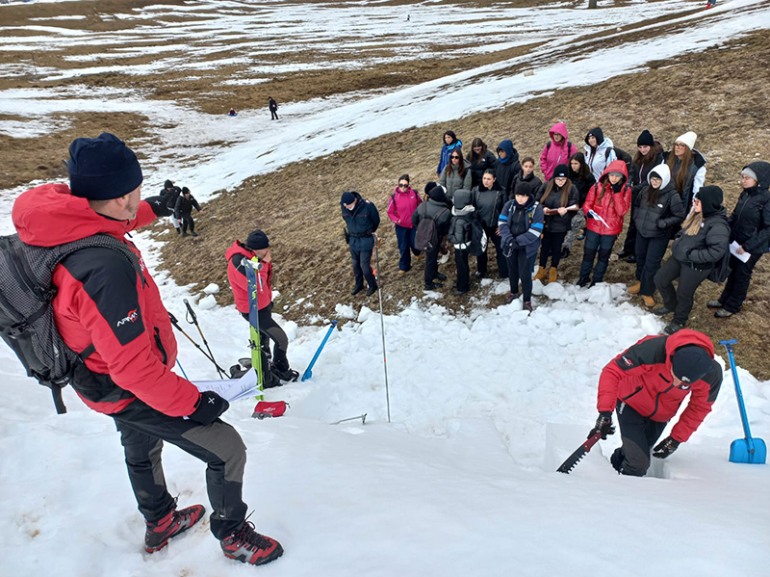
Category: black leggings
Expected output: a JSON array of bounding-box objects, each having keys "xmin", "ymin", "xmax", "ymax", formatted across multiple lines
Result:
[{"xmin": 539, "ymin": 231, "xmax": 568, "ymax": 268}]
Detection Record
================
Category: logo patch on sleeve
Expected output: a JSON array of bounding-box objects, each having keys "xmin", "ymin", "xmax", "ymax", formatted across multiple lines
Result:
[
  {"xmin": 620, "ymin": 355, "xmax": 635, "ymax": 368},
  {"xmin": 116, "ymin": 309, "xmax": 140, "ymax": 327}
]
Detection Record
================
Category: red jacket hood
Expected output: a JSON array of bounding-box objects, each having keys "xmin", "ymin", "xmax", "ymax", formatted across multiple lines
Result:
[
  {"xmin": 664, "ymin": 329, "xmax": 716, "ymax": 375},
  {"xmin": 13, "ymin": 183, "xmax": 154, "ymax": 247},
  {"xmin": 598, "ymin": 159, "xmax": 629, "ymax": 183}
]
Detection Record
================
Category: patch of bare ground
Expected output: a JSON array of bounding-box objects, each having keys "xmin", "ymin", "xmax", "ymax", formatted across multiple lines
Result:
[{"xmin": 158, "ymin": 30, "xmax": 770, "ymax": 378}]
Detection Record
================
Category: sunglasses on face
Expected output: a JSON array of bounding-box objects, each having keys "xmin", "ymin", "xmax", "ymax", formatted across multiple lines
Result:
[
  {"xmin": 451, "ymin": 155, "xmax": 461, "ymax": 159},
  {"xmin": 398, "ymin": 183, "xmax": 409, "ymax": 188}
]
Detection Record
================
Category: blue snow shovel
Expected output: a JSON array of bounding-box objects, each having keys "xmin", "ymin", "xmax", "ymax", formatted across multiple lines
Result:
[
  {"xmin": 720, "ymin": 340, "xmax": 766, "ymax": 464},
  {"xmin": 301, "ymin": 320, "xmax": 338, "ymax": 382}
]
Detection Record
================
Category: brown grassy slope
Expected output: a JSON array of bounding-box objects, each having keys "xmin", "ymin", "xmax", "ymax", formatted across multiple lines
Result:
[{"xmin": 162, "ymin": 31, "xmax": 770, "ymax": 378}]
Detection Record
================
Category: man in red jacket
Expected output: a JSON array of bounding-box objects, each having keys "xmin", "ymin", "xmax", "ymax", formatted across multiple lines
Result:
[
  {"xmin": 13, "ymin": 133, "xmax": 282, "ymax": 566},
  {"xmin": 589, "ymin": 329, "xmax": 722, "ymax": 476},
  {"xmin": 225, "ymin": 229, "xmax": 297, "ymax": 382}
]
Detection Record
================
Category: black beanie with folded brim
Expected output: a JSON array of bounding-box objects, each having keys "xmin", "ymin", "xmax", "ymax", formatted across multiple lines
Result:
[
  {"xmin": 68, "ymin": 132, "xmax": 143, "ymax": 200},
  {"xmin": 695, "ymin": 185, "xmax": 723, "ymax": 217}
]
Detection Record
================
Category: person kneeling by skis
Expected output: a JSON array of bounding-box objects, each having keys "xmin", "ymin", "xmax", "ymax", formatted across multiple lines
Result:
[
  {"xmin": 225, "ymin": 229, "xmax": 298, "ymax": 383},
  {"xmin": 590, "ymin": 329, "xmax": 722, "ymax": 476}
]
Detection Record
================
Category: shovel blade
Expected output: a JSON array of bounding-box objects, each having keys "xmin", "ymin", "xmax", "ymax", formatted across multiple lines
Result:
[{"xmin": 729, "ymin": 438, "xmax": 767, "ymax": 464}]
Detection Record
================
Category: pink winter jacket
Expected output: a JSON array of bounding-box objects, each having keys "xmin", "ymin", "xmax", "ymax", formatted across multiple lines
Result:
[
  {"xmin": 387, "ymin": 186, "xmax": 422, "ymax": 228},
  {"xmin": 539, "ymin": 122, "xmax": 577, "ymax": 181}
]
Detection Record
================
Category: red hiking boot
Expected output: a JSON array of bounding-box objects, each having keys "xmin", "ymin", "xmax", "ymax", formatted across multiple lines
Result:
[
  {"xmin": 221, "ymin": 521, "xmax": 283, "ymax": 566},
  {"xmin": 145, "ymin": 504, "xmax": 206, "ymax": 553}
]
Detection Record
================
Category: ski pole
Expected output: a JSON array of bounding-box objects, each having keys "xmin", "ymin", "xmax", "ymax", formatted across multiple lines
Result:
[
  {"xmin": 168, "ymin": 311, "xmax": 229, "ymax": 375},
  {"xmin": 176, "ymin": 358, "xmax": 189, "ymax": 380},
  {"xmin": 372, "ymin": 233, "xmax": 391, "ymax": 423},
  {"xmin": 183, "ymin": 299, "xmax": 228, "ymax": 379}
]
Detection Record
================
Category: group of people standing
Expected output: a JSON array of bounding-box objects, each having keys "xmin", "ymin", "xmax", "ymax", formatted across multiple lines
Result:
[{"xmin": 340, "ymin": 124, "xmax": 769, "ymax": 334}]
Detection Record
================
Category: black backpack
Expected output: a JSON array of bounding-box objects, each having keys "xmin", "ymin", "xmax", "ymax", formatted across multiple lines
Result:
[
  {"xmin": 414, "ymin": 208, "xmax": 448, "ymax": 252},
  {"xmin": 606, "ymin": 147, "xmax": 633, "ymax": 174},
  {"xmin": 0, "ymin": 233, "xmax": 140, "ymax": 413}
]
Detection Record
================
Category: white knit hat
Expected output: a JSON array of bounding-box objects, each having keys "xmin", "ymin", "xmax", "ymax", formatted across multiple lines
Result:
[{"xmin": 675, "ymin": 131, "xmax": 697, "ymax": 151}]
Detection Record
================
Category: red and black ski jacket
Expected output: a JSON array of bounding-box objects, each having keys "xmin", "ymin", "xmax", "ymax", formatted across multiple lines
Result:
[
  {"xmin": 597, "ymin": 329, "xmax": 722, "ymax": 442},
  {"xmin": 13, "ymin": 183, "xmax": 200, "ymax": 417},
  {"xmin": 225, "ymin": 241, "xmax": 273, "ymax": 314}
]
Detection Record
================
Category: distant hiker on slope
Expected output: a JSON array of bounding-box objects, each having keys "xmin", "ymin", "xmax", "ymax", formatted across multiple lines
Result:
[
  {"xmin": 12, "ymin": 133, "xmax": 283, "ymax": 566},
  {"xmin": 159, "ymin": 179, "xmax": 182, "ymax": 234},
  {"xmin": 268, "ymin": 96, "xmax": 279, "ymax": 120},
  {"xmin": 589, "ymin": 329, "xmax": 722, "ymax": 477},
  {"xmin": 225, "ymin": 229, "xmax": 298, "ymax": 383},
  {"xmin": 174, "ymin": 186, "xmax": 201, "ymax": 237}
]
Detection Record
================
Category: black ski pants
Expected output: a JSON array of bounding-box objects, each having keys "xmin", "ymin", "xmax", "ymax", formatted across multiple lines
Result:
[
  {"xmin": 454, "ymin": 248, "xmax": 470, "ymax": 292},
  {"xmin": 259, "ymin": 303, "xmax": 290, "ymax": 370},
  {"xmin": 655, "ymin": 256, "xmax": 711, "ymax": 325},
  {"xmin": 113, "ymin": 399, "xmax": 248, "ymax": 540},
  {"xmin": 634, "ymin": 234, "xmax": 669, "ymax": 297},
  {"xmin": 539, "ymin": 230, "xmax": 568, "ymax": 269},
  {"xmin": 349, "ymin": 246, "xmax": 376, "ymax": 290},
  {"xmin": 180, "ymin": 213, "xmax": 195, "ymax": 234},
  {"xmin": 423, "ymin": 243, "xmax": 441, "ymax": 285},
  {"xmin": 505, "ymin": 247, "xmax": 532, "ymax": 301},
  {"xmin": 611, "ymin": 401, "xmax": 667, "ymax": 477},
  {"xmin": 719, "ymin": 253, "xmax": 763, "ymax": 313}
]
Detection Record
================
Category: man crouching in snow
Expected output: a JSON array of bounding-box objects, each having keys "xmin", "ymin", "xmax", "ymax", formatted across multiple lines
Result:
[
  {"xmin": 589, "ymin": 329, "xmax": 722, "ymax": 476},
  {"xmin": 12, "ymin": 133, "xmax": 283, "ymax": 566}
]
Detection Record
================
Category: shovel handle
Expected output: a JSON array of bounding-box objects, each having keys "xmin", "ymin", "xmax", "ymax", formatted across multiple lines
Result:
[{"xmin": 720, "ymin": 340, "xmax": 756, "ymax": 443}]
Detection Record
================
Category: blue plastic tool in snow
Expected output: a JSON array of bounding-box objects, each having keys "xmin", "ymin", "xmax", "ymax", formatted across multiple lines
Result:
[
  {"xmin": 720, "ymin": 339, "xmax": 766, "ymax": 465},
  {"xmin": 301, "ymin": 320, "xmax": 338, "ymax": 382}
]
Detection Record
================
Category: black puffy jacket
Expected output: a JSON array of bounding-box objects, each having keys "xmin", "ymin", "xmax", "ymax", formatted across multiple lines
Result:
[
  {"xmin": 634, "ymin": 181, "xmax": 685, "ymax": 239},
  {"xmin": 672, "ymin": 209, "xmax": 730, "ymax": 268},
  {"xmin": 728, "ymin": 161, "xmax": 770, "ymax": 253}
]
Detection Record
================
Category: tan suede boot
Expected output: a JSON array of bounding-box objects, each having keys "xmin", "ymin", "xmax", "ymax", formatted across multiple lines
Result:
[
  {"xmin": 534, "ymin": 267, "xmax": 548, "ymax": 282},
  {"xmin": 548, "ymin": 267, "xmax": 558, "ymax": 283},
  {"xmin": 642, "ymin": 295, "xmax": 655, "ymax": 308},
  {"xmin": 627, "ymin": 281, "xmax": 641, "ymax": 295}
]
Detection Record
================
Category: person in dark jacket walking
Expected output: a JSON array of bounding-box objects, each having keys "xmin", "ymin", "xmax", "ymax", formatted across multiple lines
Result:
[
  {"xmin": 225, "ymin": 230, "xmax": 297, "ymax": 383},
  {"xmin": 448, "ymin": 188, "xmax": 476, "ymax": 294},
  {"xmin": 589, "ymin": 329, "xmax": 722, "ymax": 477},
  {"xmin": 627, "ymin": 164, "xmax": 685, "ymax": 308},
  {"xmin": 618, "ymin": 130, "xmax": 665, "ymax": 262},
  {"xmin": 498, "ymin": 181, "xmax": 544, "ymax": 311},
  {"xmin": 12, "ymin": 133, "xmax": 283, "ymax": 567},
  {"xmin": 160, "ymin": 179, "xmax": 182, "ymax": 233},
  {"xmin": 174, "ymin": 186, "xmax": 201, "ymax": 237},
  {"xmin": 710, "ymin": 161, "xmax": 770, "ymax": 317},
  {"xmin": 268, "ymin": 96, "xmax": 279, "ymax": 120},
  {"xmin": 472, "ymin": 170, "xmax": 505, "ymax": 279},
  {"xmin": 534, "ymin": 164, "xmax": 579, "ymax": 284},
  {"xmin": 412, "ymin": 183, "xmax": 452, "ymax": 290},
  {"xmin": 494, "ymin": 139, "xmax": 521, "ymax": 202},
  {"xmin": 341, "ymin": 191, "xmax": 380, "ymax": 296},
  {"xmin": 654, "ymin": 185, "xmax": 730, "ymax": 334}
]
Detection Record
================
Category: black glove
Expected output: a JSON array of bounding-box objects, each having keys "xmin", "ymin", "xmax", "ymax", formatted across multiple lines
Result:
[
  {"xmin": 588, "ymin": 411, "xmax": 615, "ymax": 439},
  {"xmin": 145, "ymin": 195, "xmax": 173, "ymax": 217},
  {"xmin": 652, "ymin": 436, "xmax": 680, "ymax": 459},
  {"xmin": 343, "ymin": 228, "xmax": 350, "ymax": 245},
  {"xmin": 188, "ymin": 391, "xmax": 229, "ymax": 425}
]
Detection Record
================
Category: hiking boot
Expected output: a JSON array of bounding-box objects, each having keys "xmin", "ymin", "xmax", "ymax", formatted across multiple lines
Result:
[
  {"xmin": 176, "ymin": 227, "xmax": 181, "ymax": 235},
  {"xmin": 627, "ymin": 281, "xmax": 641, "ymax": 295},
  {"xmin": 642, "ymin": 295, "xmax": 655, "ymax": 308},
  {"xmin": 366, "ymin": 284, "xmax": 378, "ymax": 296},
  {"xmin": 351, "ymin": 285, "xmax": 364, "ymax": 296},
  {"xmin": 424, "ymin": 282, "xmax": 441, "ymax": 291},
  {"xmin": 434, "ymin": 273, "xmax": 448, "ymax": 282},
  {"xmin": 577, "ymin": 276, "xmax": 591, "ymax": 288},
  {"xmin": 533, "ymin": 267, "xmax": 548, "ymax": 282},
  {"xmin": 715, "ymin": 309, "xmax": 734, "ymax": 318},
  {"xmin": 663, "ymin": 321, "xmax": 684, "ymax": 335},
  {"xmin": 221, "ymin": 522, "xmax": 283, "ymax": 566},
  {"xmin": 182, "ymin": 231, "xmax": 188, "ymax": 237},
  {"xmin": 548, "ymin": 267, "xmax": 558, "ymax": 283},
  {"xmin": 145, "ymin": 504, "xmax": 206, "ymax": 553},
  {"xmin": 707, "ymin": 300, "xmax": 723, "ymax": 309},
  {"xmin": 190, "ymin": 231, "xmax": 199, "ymax": 237},
  {"xmin": 652, "ymin": 306, "xmax": 672, "ymax": 316},
  {"xmin": 523, "ymin": 300, "xmax": 533, "ymax": 313},
  {"xmin": 273, "ymin": 366, "xmax": 299, "ymax": 382},
  {"xmin": 506, "ymin": 292, "xmax": 519, "ymax": 304},
  {"xmin": 474, "ymin": 271, "xmax": 485, "ymax": 280}
]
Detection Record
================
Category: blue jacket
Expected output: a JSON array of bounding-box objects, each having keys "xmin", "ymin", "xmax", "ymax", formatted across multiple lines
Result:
[
  {"xmin": 341, "ymin": 192, "xmax": 380, "ymax": 251},
  {"xmin": 437, "ymin": 139, "xmax": 463, "ymax": 176},
  {"xmin": 498, "ymin": 196, "xmax": 544, "ymax": 259}
]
